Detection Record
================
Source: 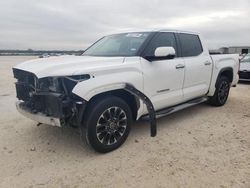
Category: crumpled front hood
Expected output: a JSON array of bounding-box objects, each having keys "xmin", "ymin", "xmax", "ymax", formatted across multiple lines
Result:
[
  {"xmin": 240, "ymin": 62, "xmax": 250, "ymax": 71},
  {"xmin": 13, "ymin": 55, "xmax": 125, "ymax": 78}
]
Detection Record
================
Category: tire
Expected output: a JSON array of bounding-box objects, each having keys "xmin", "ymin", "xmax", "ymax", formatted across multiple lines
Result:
[
  {"xmin": 209, "ymin": 76, "xmax": 231, "ymax": 106},
  {"xmin": 81, "ymin": 96, "xmax": 132, "ymax": 153}
]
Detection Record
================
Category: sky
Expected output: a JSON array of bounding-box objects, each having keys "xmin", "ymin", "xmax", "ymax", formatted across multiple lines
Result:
[{"xmin": 0, "ymin": 0, "xmax": 250, "ymax": 50}]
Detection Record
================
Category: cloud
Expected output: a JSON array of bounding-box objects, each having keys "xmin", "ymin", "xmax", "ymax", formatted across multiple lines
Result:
[{"xmin": 0, "ymin": 0, "xmax": 250, "ymax": 50}]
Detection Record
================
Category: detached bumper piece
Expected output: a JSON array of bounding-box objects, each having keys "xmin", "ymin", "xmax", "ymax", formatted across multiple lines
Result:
[{"xmin": 16, "ymin": 101, "xmax": 62, "ymax": 127}]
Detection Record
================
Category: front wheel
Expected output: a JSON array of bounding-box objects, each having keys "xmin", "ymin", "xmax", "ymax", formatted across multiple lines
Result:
[
  {"xmin": 82, "ymin": 96, "xmax": 132, "ymax": 153},
  {"xmin": 208, "ymin": 76, "xmax": 231, "ymax": 106}
]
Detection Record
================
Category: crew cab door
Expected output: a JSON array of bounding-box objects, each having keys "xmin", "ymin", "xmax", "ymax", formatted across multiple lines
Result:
[
  {"xmin": 177, "ymin": 33, "xmax": 213, "ymax": 100},
  {"xmin": 141, "ymin": 32, "xmax": 185, "ymax": 111}
]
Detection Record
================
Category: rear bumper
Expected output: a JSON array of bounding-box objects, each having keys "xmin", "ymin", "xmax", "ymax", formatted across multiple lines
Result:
[
  {"xmin": 239, "ymin": 78, "xmax": 250, "ymax": 81},
  {"xmin": 239, "ymin": 71, "xmax": 250, "ymax": 81},
  {"xmin": 16, "ymin": 101, "xmax": 62, "ymax": 127}
]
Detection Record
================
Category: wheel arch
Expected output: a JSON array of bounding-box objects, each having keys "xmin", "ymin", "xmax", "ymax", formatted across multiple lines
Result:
[{"xmin": 85, "ymin": 89, "xmax": 140, "ymax": 121}]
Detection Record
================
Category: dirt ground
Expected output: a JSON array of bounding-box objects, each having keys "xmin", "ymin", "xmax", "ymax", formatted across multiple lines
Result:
[{"xmin": 0, "ymin": 56, "xmax": 249, "ymax": 188}]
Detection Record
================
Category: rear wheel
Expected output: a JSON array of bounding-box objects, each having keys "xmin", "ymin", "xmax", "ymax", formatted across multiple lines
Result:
[
  {"xmin": 82, "ymin": 96, "xmax": 132, "ymax": 153},
  {"xmin": 209, "ymin": 76, "xmax": 230, "ymax": 106}
]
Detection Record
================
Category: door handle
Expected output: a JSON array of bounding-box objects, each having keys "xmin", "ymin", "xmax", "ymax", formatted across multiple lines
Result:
[
  {"xmin": 175, "ymin": 64, "xmax": 185, "ymax": 69},
  {"xmin": 204, "ymin": 61, "xmax": 212, "ymax": 66}
]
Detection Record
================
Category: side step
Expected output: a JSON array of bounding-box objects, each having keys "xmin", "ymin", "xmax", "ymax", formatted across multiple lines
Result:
[{"xmin": 143, "ymin": 97, "xmax": 208, "ymax": 120}]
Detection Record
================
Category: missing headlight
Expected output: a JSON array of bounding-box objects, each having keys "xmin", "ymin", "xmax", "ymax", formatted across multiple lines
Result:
[
  {"xmin": 63, "ymin": 74, "xmax": 90, "ymax": 93},
  {"xmin": 38, "ymin": 77, "xmax": 62, "ymax": 92},
  {"xmin": 65, "ymin": 74, "xmax": 90, "ymax": 82},
  {"xmin": 37, "ymin": 74, "xmax": 90, "ymax": 94}
]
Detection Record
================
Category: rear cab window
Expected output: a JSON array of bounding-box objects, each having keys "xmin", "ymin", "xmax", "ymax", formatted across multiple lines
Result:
[{"xmin": 178, "ymin": 33, "xmax": 203, "ymax": 57}]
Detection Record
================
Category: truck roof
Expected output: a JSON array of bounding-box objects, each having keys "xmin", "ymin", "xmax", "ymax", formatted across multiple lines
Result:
[
  {"xmin": 109, "ymin": 29, "xmax": 200, "ymax": 36},
  {"xmin": 157, "ymin": 29, "xmax": 200, "ymax": 35}
]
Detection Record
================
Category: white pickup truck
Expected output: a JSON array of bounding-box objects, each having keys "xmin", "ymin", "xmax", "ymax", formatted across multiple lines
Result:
[{"xmin": 13, "ymin": 30, "xmax": 239, "ymax": 153}]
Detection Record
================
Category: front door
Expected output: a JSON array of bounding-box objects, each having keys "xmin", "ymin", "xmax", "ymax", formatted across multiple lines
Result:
[{"xmin": 141, "ymin": 32, "xmax": 185, "ymax": 111}]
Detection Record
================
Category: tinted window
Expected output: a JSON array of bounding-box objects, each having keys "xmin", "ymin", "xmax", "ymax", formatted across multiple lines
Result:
[
  {"xmin": 179, "ymin": 33, "xmax": 203, "ymax": 57},
  {"xmin": 143, "ymin": 32, "xmax": 178, "ymax": 57}
]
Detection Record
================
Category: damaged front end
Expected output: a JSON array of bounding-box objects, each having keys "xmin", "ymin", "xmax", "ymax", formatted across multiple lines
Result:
[{"xmin": 13, "ymin": 68, "xmax": 89, "ymax": 127}]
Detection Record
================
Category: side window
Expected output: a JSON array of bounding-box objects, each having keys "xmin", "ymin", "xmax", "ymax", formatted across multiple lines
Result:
[
  {"xmin": 179, "ymin": 33, "xmax": 203, "ymax": 57},
  {"xmin": 144, "ymin": 32, "xmax": 178, "ymax": 57}
]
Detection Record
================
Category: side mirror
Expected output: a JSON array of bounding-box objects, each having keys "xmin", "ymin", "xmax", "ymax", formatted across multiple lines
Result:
[{"xmin": 154, "ymin": 47, "xmax": 176, "ymax": 59}]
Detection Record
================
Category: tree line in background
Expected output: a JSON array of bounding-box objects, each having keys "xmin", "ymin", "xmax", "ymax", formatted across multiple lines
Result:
[{"xmin": 0, "ymin": 49, "xmax": 84, "ymax": 56}]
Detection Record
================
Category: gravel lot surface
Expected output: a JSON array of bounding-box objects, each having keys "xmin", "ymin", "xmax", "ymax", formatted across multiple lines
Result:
[{"xmin": 0, "ymin": 56, "xmax": 249, "ymax": 188}]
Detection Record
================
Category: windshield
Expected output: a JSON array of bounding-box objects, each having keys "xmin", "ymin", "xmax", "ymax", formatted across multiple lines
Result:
[
  {"xmin": 242, "ymin": 54, "xmax": 250, "ymax": 63},
  {"xmin": 83, "ymin": 32, "xmax": 150, "ymax": 56}
]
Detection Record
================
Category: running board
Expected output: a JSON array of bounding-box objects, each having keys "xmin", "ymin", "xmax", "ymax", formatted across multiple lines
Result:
[{"xmin": 144, "ymin": 97, "xmax": 208, "ymax": 119}]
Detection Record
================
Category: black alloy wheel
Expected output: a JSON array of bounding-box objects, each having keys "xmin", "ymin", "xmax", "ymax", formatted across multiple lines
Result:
[{"xmin": 209, "ymin": 76, "xmax": 230, "ymax": 106}]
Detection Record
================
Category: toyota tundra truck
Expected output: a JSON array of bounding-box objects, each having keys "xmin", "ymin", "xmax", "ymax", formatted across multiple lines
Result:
[{"xmin": 13, "ymin": 30, "xmax": 239, "ymax": 153}]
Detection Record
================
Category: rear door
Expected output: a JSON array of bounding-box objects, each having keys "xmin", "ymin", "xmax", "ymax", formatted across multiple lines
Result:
[
  {"xmin": 178, "ymin": 33, "xmax": 212, "ymax": 101},
  {"xmin": 141, "ymin": 32, "xmax": 185, "ymax": 111}
]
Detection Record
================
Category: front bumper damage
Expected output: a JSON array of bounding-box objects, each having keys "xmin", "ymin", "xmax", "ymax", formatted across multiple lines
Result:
[
  {"xmin": 16, "ymin": 101, "xmax": 62, "ymax": 127},
  {"xmin": 13, "ymin": 68, "xmax": 87, "ymax": 127},
  {"xmin": 15, "ymin": 92, "xmax": 86, "ymax": 127}
]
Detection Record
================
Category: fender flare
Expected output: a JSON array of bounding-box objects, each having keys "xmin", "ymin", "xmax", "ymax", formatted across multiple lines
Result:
[
  {"xmin": 215, "ymin": 67, "xmax": 233, "ymax": 87},
  {"xmin": 124, "ymin": 84, "xmax": 157, "ymax": 137}
]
